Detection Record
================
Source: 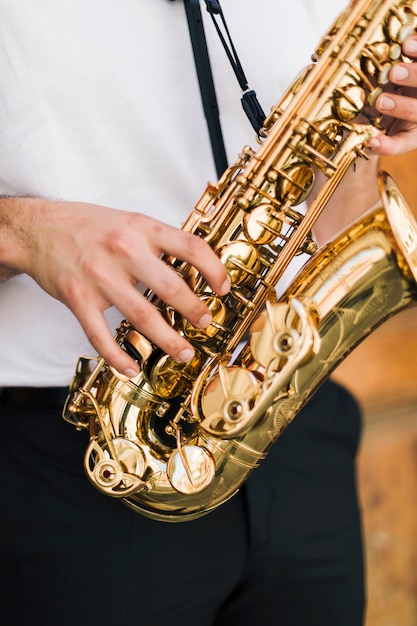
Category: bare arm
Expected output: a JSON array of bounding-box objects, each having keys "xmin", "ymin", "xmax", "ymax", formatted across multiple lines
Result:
[
  {"xmin": 312, "ymin": 154, "xmax": 380, "ymax": 245},
  {"xmin": 0, "ymin": 195, "xmax": 33, "ymax": 280}
]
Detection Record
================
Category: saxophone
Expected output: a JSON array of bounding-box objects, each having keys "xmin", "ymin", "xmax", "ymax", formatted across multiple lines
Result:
[{"xmin": 64, "ymin": 0, "xmax": 417, "ymax": 522}]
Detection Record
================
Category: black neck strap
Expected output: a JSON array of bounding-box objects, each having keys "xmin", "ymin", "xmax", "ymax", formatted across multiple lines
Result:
[
  {"xmin": 202, "ymin": 0, "xmax": 266, "ymax": 135},
  {"xmin": 184, "ymin": 0, "xmax": 228, "ymax": 178},
  {"xmin": 183, "ymin": 0, "xmax": 266, "ymax": 177}
]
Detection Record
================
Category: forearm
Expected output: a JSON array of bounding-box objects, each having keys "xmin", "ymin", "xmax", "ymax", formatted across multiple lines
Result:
[
  {"xmin": 0, "ymin": 265, "xmax": 21, "ymax": 281},
  {"xmin": 0, "ymin": 195, "xmax": 43, "ymax": 281},
  {"xmin": 311, "ymin": 154, "xmax": 381, "ymax": 246}
]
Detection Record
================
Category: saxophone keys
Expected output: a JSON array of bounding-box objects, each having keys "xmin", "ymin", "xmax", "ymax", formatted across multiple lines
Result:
[
  {"xmin": 249, "ymin": 301, "xmax": 293, "ymax": 368},
  {"xmin": 218, "ymin": 240, "xmax": 261, "ymax": 285},
  {"xmin": 85, "ymin": 438, "xmax": 147, "ymax": 497},
  {"xmin": 199, "ymin": 366, "xmax": 259, "ymax": 437},
  {"xmin": 368, "ymin": 86, "xmax": 383, "ymax": 108},
  {"xmin": 182, "ymin": 294, "xmax": 227, "ymax": 341},
  {"xmin": 147, "ymin": 351, "xmax": 203, "ymax": 398},
  {"xmin": 166, "ymin": 444, "xmax": 215, "ymax": 495},
  {"xmin": 243, "ymin": 203, "xmax": 283, "ymax": 245},
  {"xmin": 333, "ymin": 82, "xmax": 366, "ymax": 122},
  {"xmin": 122, "ymin": 329, "xmax": 153, "ymax": 363}
]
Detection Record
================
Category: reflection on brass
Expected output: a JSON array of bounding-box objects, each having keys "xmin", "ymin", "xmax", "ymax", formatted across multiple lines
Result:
[
  {"xmin": 218, "ymin": 241, "xmax": 261, "ymax": 286},
  {"xmin": 63, "ymin": 0, "xmax": 417, "ymax": 522},
  {"xmin": 147, "ymin": 351, "xmax": 203, "ymax": 399},
  {"xmin": 182, "ymin": 295, "xmax": 227, "ymax": 341},
  {"xmin": 243, "ymin": 204, "xmax": 283, "ymax": 245}
]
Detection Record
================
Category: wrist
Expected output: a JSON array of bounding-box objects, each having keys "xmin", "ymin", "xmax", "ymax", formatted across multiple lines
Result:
[{"xmin": 0, "ymin": 195, "xmax": 45, "ymax": 275}]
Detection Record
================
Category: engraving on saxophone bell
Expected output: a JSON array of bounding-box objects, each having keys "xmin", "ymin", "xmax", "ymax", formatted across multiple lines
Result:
[{"xmin": 63, "ymin": 0, "xmax": 417, "ymax": 522}]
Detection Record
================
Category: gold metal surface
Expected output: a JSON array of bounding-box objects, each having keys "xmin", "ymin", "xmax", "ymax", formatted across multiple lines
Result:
[{"xmin": 63, "ymin": 0, "xmax": 417, "ymax": 522}]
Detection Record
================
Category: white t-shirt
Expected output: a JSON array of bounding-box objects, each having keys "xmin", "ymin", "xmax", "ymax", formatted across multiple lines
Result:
[{"xmin": 0, "ymin": 0, "xmax": 347, "ymax": 386}]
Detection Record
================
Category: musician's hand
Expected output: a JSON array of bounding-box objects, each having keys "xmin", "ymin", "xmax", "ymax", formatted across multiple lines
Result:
[
  {"xmin": 370, "ymin": 35, "xmax": 417, "ymax": 155},
  {"xmin": 0, "ymin": 198, "xmax": 230, "ymax": 376}
]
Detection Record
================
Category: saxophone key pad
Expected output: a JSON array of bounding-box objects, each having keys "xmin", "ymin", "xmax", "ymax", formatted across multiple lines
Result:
[{"xmin": 166, "ymin": 445, "xmax": 215, "ymax": 495}]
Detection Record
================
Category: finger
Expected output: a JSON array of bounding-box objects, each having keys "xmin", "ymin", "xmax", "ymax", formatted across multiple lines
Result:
[
  {"xmin": 63, "ymin": 268, "xmax": 199, "ymax": 375},
  {"xmin": 74, "ymin": 290, "xmax": 197, "ymax": 376},
  {"xmin": 114, "ymin": 288, "xmax": 198, "ymax": 362},
  {"xmin": 390, "ymin": 61, "xmax": 417, "ymax": 88},
  {"xmin": 145, "ymin": 217, "xmax": 230, "ymax": 296},
  {"xmin": 74, "ymin": 305, "xmax": 141, "ymax": 377},
  {"xmin": 102, "ymin": 270, "xmax": 209, "ymax": 351},
  {"xmin": 131, "ymin": 255, "xmax": 217, "ymax": 327},
  {"xmin": 97, "ymin": 267, "xmax": 208, "ymax": 359},
  {"xmin": 375, "ymin": 91, "xmax": 417, "ymax": 122},
  {"xmin": 92, "ymin": 246, "xmax": 217, "ymax": 338},
  {"xmin": 61, "ymin": 277, "xmax": 141, "ymax": 375},
  {"xmin": 368, "ymin": 129, "xmax": 417, "ymax": 156},
  {"xmin": 403, "ymin": 36, "xmax": 417, "ymax": 60}
]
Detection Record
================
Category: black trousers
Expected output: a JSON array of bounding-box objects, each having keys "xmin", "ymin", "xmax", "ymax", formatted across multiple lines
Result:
[{"xmin": 0, "ymin": 379, "xmax": 365, "ymax": 626}]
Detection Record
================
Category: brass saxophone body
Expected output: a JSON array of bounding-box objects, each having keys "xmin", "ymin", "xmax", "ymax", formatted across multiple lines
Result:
[{"xmin": 64, "ymin": 0, "xmax": 417, "ymax": 521}]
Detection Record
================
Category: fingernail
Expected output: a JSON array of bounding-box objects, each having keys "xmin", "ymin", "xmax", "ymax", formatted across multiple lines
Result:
[
  {"xmin": 368, "ymin": 137, "xmax": 381, "ymax": 149},
  {"xmin": 378, "ymin": 95, "xmax": 395, "ymax": 110},
  {"xmin": 198, "ymin": 313, "xmax": 212, "ymax": 328},
  {"xmin": 392, "ymin": 65, "xmax": 409, "ymax": 81},
  {"xmin": 124, "ymin": 367, "xmax": 139, "ymax": 378},
  {"xmin": 219, "ymin": 277, "xmax": 230, "ymax": 295},
  {"xmin": 405, "ymin": 38, "xmax": 417, "ymax": 54},
  {"xmin": 178, "ymin": 348, "xmax": 195, "ymax": 362}
]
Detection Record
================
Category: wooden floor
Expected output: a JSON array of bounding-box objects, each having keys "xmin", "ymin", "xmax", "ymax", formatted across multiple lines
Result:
[{"xmin": 332, "ymin": 152, "xmax": 417, "ymax": 626}]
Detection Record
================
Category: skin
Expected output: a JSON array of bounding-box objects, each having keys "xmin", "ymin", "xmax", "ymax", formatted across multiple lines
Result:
[
  {"xmin": 1, "ymin": 36, "xmax": 417, "ymax": 377},
  {"xmin": 0, "ymin": 199, "xmax": 230, "ymax": 376},
  {"xmin": 314, "ymin": 35, "xmax": 417, "ymax": 244}
]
